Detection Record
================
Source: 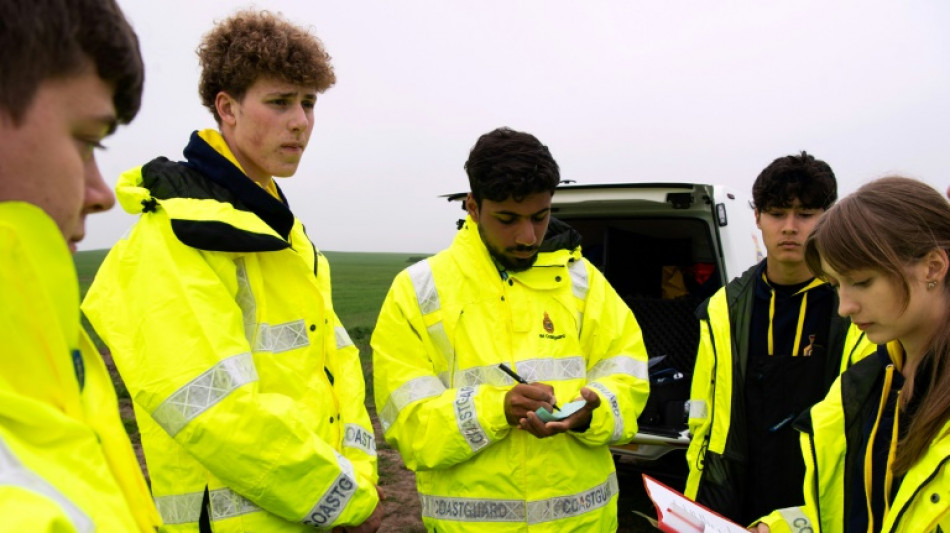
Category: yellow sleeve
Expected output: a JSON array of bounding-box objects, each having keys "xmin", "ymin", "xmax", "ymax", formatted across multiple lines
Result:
[{"xmin": 571, "ymin": 259, "xmax": 650, "ymax": 447}]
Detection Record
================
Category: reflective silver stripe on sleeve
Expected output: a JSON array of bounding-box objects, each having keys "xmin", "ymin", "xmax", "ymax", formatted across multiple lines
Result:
[
  {"xmin": 525, "ymin": 472, "xmax": 618, "ymax": 524},
  {"xmin": 343, "ymin": 423, "xmax": 376, "ymax": 456},
  {"xmin": 568, "ymin": 259, "xmax": 589, "ymax": 300},
  {"xmin": 152, "ymin": 352, "xmax": 258, "ymax": 437},
  {"xmin": 254, "ymin": 320, "xmax": 309, "ymax": 353},
  {"xmin": 515, "ymin": 357, "xmax": 586, "ymax": 383},
  {"xmin": 588, "ymin": 356, "xmax": 649, "ymax": 381},
  {"xmin": 418, "ymin": 472, "xmax": 617, "ymax": 524},
  {"xmin": 454, "ymin": 386, "xmax": 489, "ymax": 452},
  {"xmin": 0, "ymin": 439, "xmax": 93, "ymax": 533},
  {"xmin": 155, "ymin": 487, "xmax": 262, "ymax": 525},
  {"xmin": 301, "ymin": 452, "xmax": 358, "ymax": 527},
  {"xmin": 380, "ymin": 375, "xmax": 446, "ymax": 433},
  {"xmin": 408, "ymin": 260, "xmax": 440, "ymax": 315},
  {"xmin": 688, "ymin": 400, "xmax": 708, "ymax": 419},
  {"xmin": 154, "ymin": 491, "xmax": 202, "ymax": 525},
  {"xmin": 335, "ymin": 326, "xmax": 354, "ymax": 349},
  {"xmin": 777, "ymin": 507, "xmax": 813, "ymax": 532},
  {"xmin": 588, "ymin": 382, "xmax": 624, "ymax": 444}
]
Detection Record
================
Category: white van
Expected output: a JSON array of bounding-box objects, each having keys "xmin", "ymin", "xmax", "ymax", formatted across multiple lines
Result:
[{"xmin": 546, "ymin": 182, "xmax": 760, "ymax": 482}]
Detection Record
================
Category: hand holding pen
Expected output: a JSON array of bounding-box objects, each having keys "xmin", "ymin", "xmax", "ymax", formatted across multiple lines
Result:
[{"xmin": 498, "ymin": 362, "xmax": 560, "ymax": 412}]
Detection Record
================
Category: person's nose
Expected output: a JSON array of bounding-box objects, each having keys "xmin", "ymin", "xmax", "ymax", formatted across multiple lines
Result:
[
  {"xmin": 84, "ymin": 159, "xmax": 115, "ymax": 215},
  {"xmin": 781, "ymin": 214, "xmax": 798, "ymax": 234},
  {"xmin": 514, "ymin": 221, "xmax": 538, "ymax": 247},
  {"xmin": 288, "ymin": 102, "xmax": 310, "ymax": 132},
  {"xmin": 837, "ymin": 290, "xmax": 858, "ymax": 318}
]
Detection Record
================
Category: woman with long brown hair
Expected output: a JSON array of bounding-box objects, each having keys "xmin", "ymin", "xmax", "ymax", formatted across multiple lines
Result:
[{"xmin": 753, "ymin": 176, "xmax": 950, "ymax": 532}]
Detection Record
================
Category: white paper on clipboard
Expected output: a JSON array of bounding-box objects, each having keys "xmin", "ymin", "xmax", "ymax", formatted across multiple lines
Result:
[{"xmin": 641, "ymin": 474, "xmax": 749, "ymax": 533}]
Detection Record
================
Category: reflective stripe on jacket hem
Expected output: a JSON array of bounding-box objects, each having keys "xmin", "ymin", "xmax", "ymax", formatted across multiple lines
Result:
[
  {"xmin": 419, "ymin": 472, "xmax": 618, "ymax": 524},
  {"xmin": 0, "ymin": 439, "xmax": 93, "ymax": 532},
  {"xmin": 155, "ymin": 487, "xmax": 260, "ymax": 525}
]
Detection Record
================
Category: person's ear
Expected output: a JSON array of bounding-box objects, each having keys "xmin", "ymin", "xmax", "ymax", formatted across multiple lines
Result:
[
  {"xmin": 924, "ymin": 248, "xmax": 949, "ymax": 288},
  {"xmin": 465, "ymin": 194, "xmax": 479, "ymax": 222},
  {"xmin": 215, "ymin": 92, "xmax": 239, "ymax": 127},
  {"xmin": 754, "ymin": 209, "xmax": 762, "ymax": 230}
]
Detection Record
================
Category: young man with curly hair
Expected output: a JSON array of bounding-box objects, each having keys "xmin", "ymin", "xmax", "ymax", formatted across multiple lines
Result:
[
  {"xmin": 83, "ymin": 10, "xmax": 382, "ymax": 532},
  {"xmin": 684, "ymin": 152, "xmax": 875, "ymax": 525},
  {"xmin": 0, "ymin": 0, "xmax": 161, "ymax": 530},
  {"xmin": 371, "ymin": 127, "xmax": 650, "ymax": 532}
]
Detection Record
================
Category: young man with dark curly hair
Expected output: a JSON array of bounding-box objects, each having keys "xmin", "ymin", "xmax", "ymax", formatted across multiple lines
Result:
[
  {"xmin": 684, "ymin": 152, "xmax": 875, "ymax": 525},
  {"xmin": 83, "ymin": 10, "xmax": 382, "ymax": 532},
  {"xmin": 0, "ymin": 0, "xmax": 161, "ymax": 530},
  {"xmin": 371, "ymin": 127, "xmax": 650, "ymax": 532}
]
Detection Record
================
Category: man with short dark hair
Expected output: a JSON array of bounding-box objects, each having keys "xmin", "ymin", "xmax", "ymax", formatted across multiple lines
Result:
[
  {"xmin": 372, "ymin": 127, "xmax": 650, "ymax": 532},
  {"xmin": 685, "ymin": 152, "xmax": 875, "ymax": 525},
  {"xmin": 0, "ymin": 0, "xmax": 160, "ymax": 530}
]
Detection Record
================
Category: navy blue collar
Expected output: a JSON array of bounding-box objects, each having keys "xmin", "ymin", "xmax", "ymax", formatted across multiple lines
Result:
[{"xmin": 181, "ymin": 131, "xmax": 295, "ymax": 241}]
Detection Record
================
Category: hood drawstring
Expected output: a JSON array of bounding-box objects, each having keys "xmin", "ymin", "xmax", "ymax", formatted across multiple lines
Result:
[{"xmin": 763, "ymin": 273, "xmax": 826, "ymax": 356}]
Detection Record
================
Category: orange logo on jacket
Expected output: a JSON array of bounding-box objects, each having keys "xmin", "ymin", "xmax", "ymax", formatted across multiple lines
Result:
[{"xmin": 543, "ymin": 312, "xmax": 554, "ymax": 334}]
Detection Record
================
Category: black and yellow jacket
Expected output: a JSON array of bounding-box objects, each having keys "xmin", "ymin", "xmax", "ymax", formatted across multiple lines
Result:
[
  {"xmin": 685, "ymin": 261, "xmax": 874, "ymax": 521},
  {"xmin": 762, "ymin": 343, "xmax": 950, "ymax": 532},
  {"xmin": 83, "ymin": 130, "xmax": 379, "ymax": 532}
]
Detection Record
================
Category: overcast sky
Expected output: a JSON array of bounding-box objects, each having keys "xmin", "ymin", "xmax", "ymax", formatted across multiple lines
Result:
[{"xmin": 86, "ymin": 1, "xmax": 950, "ymax": 253}]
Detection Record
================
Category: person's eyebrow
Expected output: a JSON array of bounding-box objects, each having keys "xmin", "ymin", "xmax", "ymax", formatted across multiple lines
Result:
[{"xmin": 495, "ymin": 207, "xmax": 551, "ymax": 217}]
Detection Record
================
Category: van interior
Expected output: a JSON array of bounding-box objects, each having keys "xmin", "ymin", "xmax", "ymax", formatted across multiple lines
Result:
[{"xmin": 561, "ymin": 216, "xmax": 724, "ymax": 437}]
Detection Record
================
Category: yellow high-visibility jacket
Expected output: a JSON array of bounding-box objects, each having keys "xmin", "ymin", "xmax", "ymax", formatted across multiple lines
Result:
[
  {"xmin": 0, "ymin": 202, "xmax": 161, "ymax": 532},
  {"xmin": 761, "ymin": 343, "xmax": 950, "ymax": 533},
  {"xmin": 372, "ymin": 216, "xmax": 650, "ymax": 532},
  {"xmin": 685, "ymin": 262, "xmax": 874, "ymax": 520},
  {"xmin": 82, "ymin": 131, "xmax": 379, "ymax": 532}
]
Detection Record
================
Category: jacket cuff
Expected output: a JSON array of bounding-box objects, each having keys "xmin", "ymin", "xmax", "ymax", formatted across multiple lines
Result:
[{"xmin": 477, "ymin": 385, "xmax": 513, "ymax": 440}]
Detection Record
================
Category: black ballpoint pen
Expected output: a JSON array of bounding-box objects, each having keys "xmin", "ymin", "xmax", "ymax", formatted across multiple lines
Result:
[{"xmin": 498, "ymin": 362, "xmax": 560, "ymax": 411}]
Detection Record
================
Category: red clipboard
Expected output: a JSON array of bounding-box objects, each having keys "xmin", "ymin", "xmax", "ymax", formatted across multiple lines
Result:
[{"xmin": 641, "ymin": 474, "xmax": 748, "ymax": 533}]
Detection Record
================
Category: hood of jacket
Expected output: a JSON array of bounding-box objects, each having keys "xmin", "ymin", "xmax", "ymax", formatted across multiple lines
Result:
[{"xmin": 116, "ymin": 130, "xmax": 296, "ymax": 252}]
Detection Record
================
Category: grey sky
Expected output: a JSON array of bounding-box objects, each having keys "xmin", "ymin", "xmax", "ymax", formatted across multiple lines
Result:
[{"xmin": 85, "ymin": 1, "xmax": 950, "ymax": 253}]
